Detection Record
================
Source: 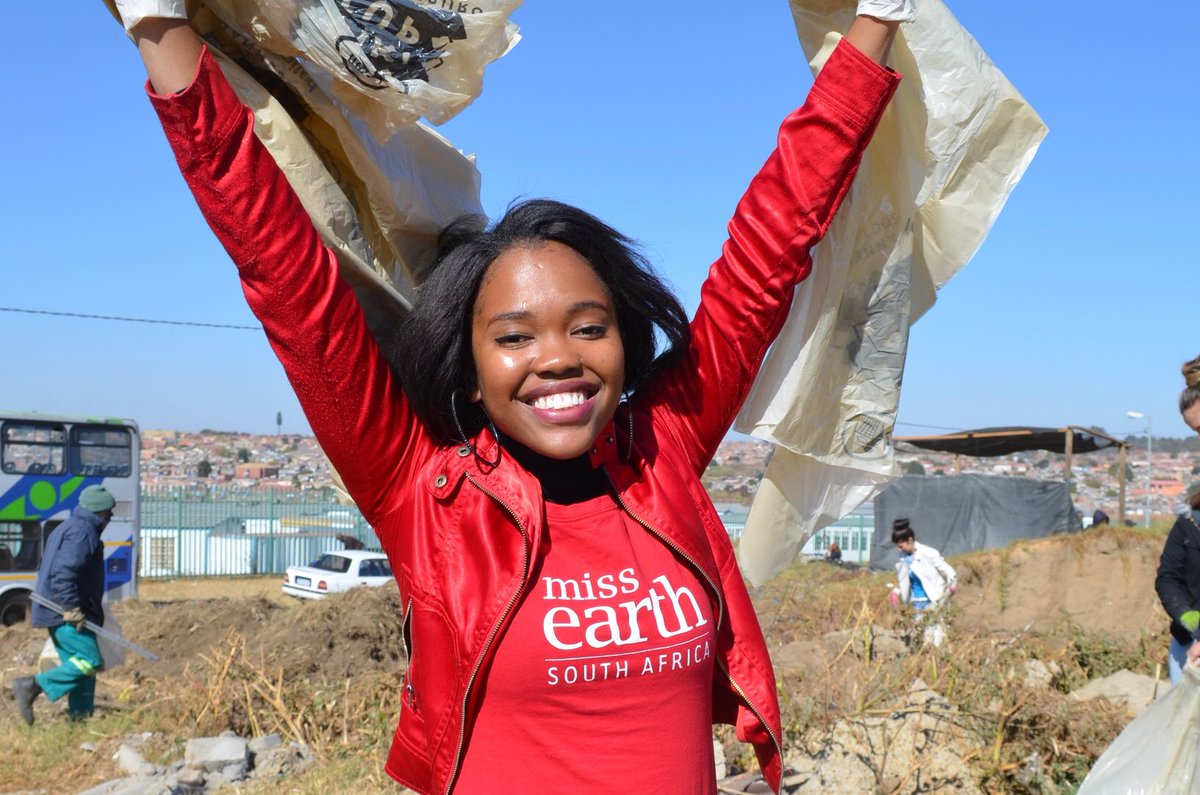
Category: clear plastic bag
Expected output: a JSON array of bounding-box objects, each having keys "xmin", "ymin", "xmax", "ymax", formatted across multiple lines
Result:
[
  {"xmin": 1077, "ymin": 664, "xmax": 1200, "ymax": 794},
  {"xmin": 97, "ymin": 604, "xmax": 127, "ymax": 669}
]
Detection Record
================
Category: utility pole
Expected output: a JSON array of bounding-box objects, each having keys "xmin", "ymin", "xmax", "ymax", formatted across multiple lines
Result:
[{"xmin": 1126, "ymin": 410, "xmax": 1152, "ymax": 527}]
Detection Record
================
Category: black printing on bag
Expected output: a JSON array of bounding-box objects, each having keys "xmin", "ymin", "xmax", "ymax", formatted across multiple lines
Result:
[{"xmin": 333, "ymin": 0, "xmax": 474, "ymax": 88}]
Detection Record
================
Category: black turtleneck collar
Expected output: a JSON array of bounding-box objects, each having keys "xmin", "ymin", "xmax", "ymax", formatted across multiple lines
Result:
[{"xmin": 498, "ymin": 433, "xmax": 608, "ymax": 505}]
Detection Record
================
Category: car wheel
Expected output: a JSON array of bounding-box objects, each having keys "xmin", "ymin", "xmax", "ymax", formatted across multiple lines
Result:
[{"xmin": 0, "ymin": 590, "xmax": 31, "ymax": 626}]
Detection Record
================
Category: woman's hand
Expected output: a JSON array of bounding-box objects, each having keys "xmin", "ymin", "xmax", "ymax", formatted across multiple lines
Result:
[{"xmin": 1188, "ymin": 639, "xmax": 1200, "ymax": 667}]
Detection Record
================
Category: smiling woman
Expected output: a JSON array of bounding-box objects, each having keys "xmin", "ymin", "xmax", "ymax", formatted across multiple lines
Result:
[{"xmin": 114, "ymin": 2, "xmax": 904, "ymax": 792}]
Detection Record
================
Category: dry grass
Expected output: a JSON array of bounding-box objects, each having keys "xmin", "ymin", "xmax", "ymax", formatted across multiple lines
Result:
[{"xmin": 756, "ymin": 558, "xmax": 1145, "ymax": 792}]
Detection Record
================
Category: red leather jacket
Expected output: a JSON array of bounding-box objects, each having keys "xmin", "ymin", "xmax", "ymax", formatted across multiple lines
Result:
[{"xmin": 150, "ymin": 40, "xmax": 897, "ymax": 795}]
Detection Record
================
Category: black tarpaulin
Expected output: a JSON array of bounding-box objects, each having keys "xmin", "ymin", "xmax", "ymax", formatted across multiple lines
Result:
[
  {"xmin": 896, "ymin": 426, "xmax": 1119, "ymax": 457},
  {"xmin": 870, "ymin": 474, "xmax": 1080, "ymax": 570}
]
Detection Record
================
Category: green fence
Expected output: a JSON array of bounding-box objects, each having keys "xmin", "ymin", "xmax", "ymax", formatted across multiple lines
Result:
[
  {"xmin": 139, "ymin": 485, "xmax": 374, "ymax": 580},
  {"xmin": 136, "ymin": 486, "xmax": 834, "ymax": 579}
]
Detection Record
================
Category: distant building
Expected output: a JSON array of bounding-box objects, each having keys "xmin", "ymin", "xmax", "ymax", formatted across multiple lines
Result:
[
  {"xmin": 236, "ymin": 463, "xmax": 280, "ymax": 479},
  {"xmin": 1151, "ymin": 480, "xmax": 1186, "ymax": 498}
]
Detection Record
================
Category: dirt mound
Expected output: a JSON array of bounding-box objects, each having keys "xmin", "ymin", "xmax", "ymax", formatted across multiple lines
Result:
[
  {"xmin": 114, "ymin": 583, "xmax": 407, "ymax": 684},
  {"xmin": 952, "ymin": 529, "xmax": 1166, "ymax": 638}
]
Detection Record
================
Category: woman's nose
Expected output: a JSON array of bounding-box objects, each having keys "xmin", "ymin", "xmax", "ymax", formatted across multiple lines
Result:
[{"xmin": 534, "ymin": 336, "xmax": 583, "ymax": 375}]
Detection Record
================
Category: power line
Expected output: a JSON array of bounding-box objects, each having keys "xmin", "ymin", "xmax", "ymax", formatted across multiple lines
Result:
[
  {"xmin": 0, "ymin": 306, "xmax": 259, "ymax": 331},
  {"xmin": 894, "ymin": 421, "xmax": 963, "ymax": 432}
]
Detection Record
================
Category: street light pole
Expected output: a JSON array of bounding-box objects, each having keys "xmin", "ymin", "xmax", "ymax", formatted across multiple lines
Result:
[{"xmin": 1127, "ymin": 410, "xmax": 1152, "ymax": 528}]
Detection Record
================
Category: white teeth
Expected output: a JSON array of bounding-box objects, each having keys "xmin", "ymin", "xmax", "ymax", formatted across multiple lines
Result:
[{"xmin": 530, "ymin": 392, "xmax": 588, "ymax": 410}]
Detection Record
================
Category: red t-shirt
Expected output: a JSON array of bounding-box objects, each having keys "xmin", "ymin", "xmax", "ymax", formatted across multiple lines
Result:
[{"xmin": 454, "ymin": 495, "xmax": 717, "ymax": 792}]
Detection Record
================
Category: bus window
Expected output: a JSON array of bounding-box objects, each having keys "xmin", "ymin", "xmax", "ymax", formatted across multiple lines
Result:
[
  {"xmin": 1, "ymin": 422, "xmax": 66, "ymax": 475},
  {"xmin": 0, "ymin": 521, "xmax": 42, "ymax": 572},
  {"xmin": 70, "ymin": 425, "xmax": 133, "ymax": 478}
]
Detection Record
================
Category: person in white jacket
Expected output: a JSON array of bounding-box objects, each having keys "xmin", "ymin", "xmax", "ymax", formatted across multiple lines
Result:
[{"xmin": 890, "ymin": 518, "xmax": 957, "ymax": 645}]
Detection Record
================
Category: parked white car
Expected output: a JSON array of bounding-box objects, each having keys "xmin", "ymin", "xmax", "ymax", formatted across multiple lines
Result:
[{"xmin": 282, "ymin": 550, "xmax": 393, "ymax": 600}]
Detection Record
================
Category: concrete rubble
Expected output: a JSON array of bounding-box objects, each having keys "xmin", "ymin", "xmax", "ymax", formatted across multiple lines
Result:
[
  {"xmin": 76, "ymin": 731, "xmax": 313, "ymax": 795},
  {"xmin": 715, "ymin": 678, "xmax": 980, "ymax": 795},
  {"xmin": 1068, "ymin": 668, "xmax": 1167, "ymax": 719}
]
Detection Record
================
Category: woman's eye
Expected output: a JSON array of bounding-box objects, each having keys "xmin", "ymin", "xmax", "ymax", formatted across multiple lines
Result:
[
  {"xmin": 495, "ymin": 333, "xmax": 529, "ymax": 346},
  {"xmin": 574, "ymin": 324, "xmax": 607, "ymax": 338}
]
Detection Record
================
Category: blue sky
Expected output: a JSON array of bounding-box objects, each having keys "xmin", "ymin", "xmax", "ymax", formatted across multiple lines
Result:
[{"xmin": 2, "ymin": 4, "xmax": 1194, "ymax": 441}]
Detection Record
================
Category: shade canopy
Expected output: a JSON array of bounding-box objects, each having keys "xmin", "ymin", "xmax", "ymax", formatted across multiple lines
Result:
[{"xmin": 896, "ymin": 426, "xmax": 1123, "ymax": 458}]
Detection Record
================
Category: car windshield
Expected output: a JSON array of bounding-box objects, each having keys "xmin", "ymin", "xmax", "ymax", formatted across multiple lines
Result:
[{"xmin": 310, "ymin": 554, "xmax": 352, "ymax": 573}]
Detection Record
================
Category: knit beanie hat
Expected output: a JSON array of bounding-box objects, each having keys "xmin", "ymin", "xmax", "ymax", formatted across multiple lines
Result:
[{"xmin": 79, "ymin": 485, "xmax": 116, "ymax": 513}]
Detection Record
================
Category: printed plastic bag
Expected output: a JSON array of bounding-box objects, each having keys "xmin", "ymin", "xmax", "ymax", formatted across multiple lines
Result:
[
  {"xmin": 202, "ymin": 0, "xmax": 521, "ymax": 131},
  {"xmin": 735, "ymin": 0, "xmax": 1047, "ymax": 584},
  {"xmin": 1077, "ymin": 665, "xmax": 1200, "ymax": 794}
]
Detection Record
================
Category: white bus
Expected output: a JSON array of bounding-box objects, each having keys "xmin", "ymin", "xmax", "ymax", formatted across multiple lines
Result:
[{"xmin": 0, "ymin": 412, "xmax": 140, "ymax": 625}]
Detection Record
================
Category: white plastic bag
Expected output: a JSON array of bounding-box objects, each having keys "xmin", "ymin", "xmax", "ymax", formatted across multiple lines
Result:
[
  {"xmin": 38, "ymin": 637, "xmax": 60, "ymax": 673},
  {"xmin": 735, "ymin": 0, "xmax": 1048, "ymax": 584},
  {"xmin": 1077, "ymin": 665, "xmax": 1200, "ymax": 794}
]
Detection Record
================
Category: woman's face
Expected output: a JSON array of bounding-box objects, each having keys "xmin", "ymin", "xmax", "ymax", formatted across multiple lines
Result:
[
  {"xmin": 1184, "ymin": 402, "xmax": 1200, "ymax": 436},
  {"xmin": 469, "ymin": 241, "xmax": 625, "ymax": 460}
]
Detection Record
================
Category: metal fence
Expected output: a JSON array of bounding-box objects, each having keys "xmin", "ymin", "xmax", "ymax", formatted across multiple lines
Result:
[
  {"xmin": 139, "ymin": 486, "xmax": 373, "ymax": 579},
  {"xmin": 804, "ymin": 507, "xmax": 876, "ymax": 565},
  {"xmin": 137, "ymin": 487, "xmax": 875, "ymax": 578},
  {"xmin": 720, "ymin": 503, "xmax": 876, "ymax": 565}
]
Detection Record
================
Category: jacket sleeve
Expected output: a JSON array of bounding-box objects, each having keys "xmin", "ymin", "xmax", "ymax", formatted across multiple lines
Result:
[
  {"xmin": 1156, "ymin": 518, "xmax": 1197, "ymax": 629},
  {"xmin": 147, "ymin": 48, "xmax": 425, "ymax": 525},
  {"xmin": 928, "ymin": 547, "xmax": 957, "ymax": 588},
  {"xmin": 640, "ymin": 39, "xmax": 899, "ymax": 473},
  {"xmin": 894, "ymin": 560, "xmax": 910, "ymax": 602}
]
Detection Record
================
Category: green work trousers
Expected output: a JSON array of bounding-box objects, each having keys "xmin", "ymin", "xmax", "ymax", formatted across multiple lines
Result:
[{"xmin": 35, "ymin": 624, "xmax": 103, "ymax": 717}]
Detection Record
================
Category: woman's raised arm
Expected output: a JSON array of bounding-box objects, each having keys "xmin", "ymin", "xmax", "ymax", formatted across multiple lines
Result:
[
  {"xmin": 112, "ymin": 1, "xmax": 200, "ymax": 93},
  {"xmin": 109, "ymin": 2, "xmax": 424, "ymax": 524}
]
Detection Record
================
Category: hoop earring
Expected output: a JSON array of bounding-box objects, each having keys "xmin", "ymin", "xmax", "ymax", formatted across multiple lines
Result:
[
  {"xmin": 620, "ymin": 396, "xmax": 635, "ymax": 462},
  {"xmin": 451, "ymin": 390, "xmax": 502, "ymax": 468}
]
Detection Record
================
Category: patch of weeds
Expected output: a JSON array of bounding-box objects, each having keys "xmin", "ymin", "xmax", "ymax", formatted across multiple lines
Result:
[
  {"xmin": 998, "ymin": 550, "xmax": 1012, "ymax": 612},
  {"xmin": 1061, "ymin": 623, "xmax": 1155, "ymax": 686}
]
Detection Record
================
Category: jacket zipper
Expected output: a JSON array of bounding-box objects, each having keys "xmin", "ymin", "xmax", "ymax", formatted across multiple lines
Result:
[
  {"xmin": 400, "ymin": 597, "xmax": 415, "ymax": 710},
  {"xmin": 445, "ymin": 473, "xmax": 531, "ymax": 795},
  {"xmin": 400, "ymin": 596, "xmax": 413, "ymax": 663},
  {"xmin": 604, "ymin": 471, "xmax": 784, "ymax": 770}
]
